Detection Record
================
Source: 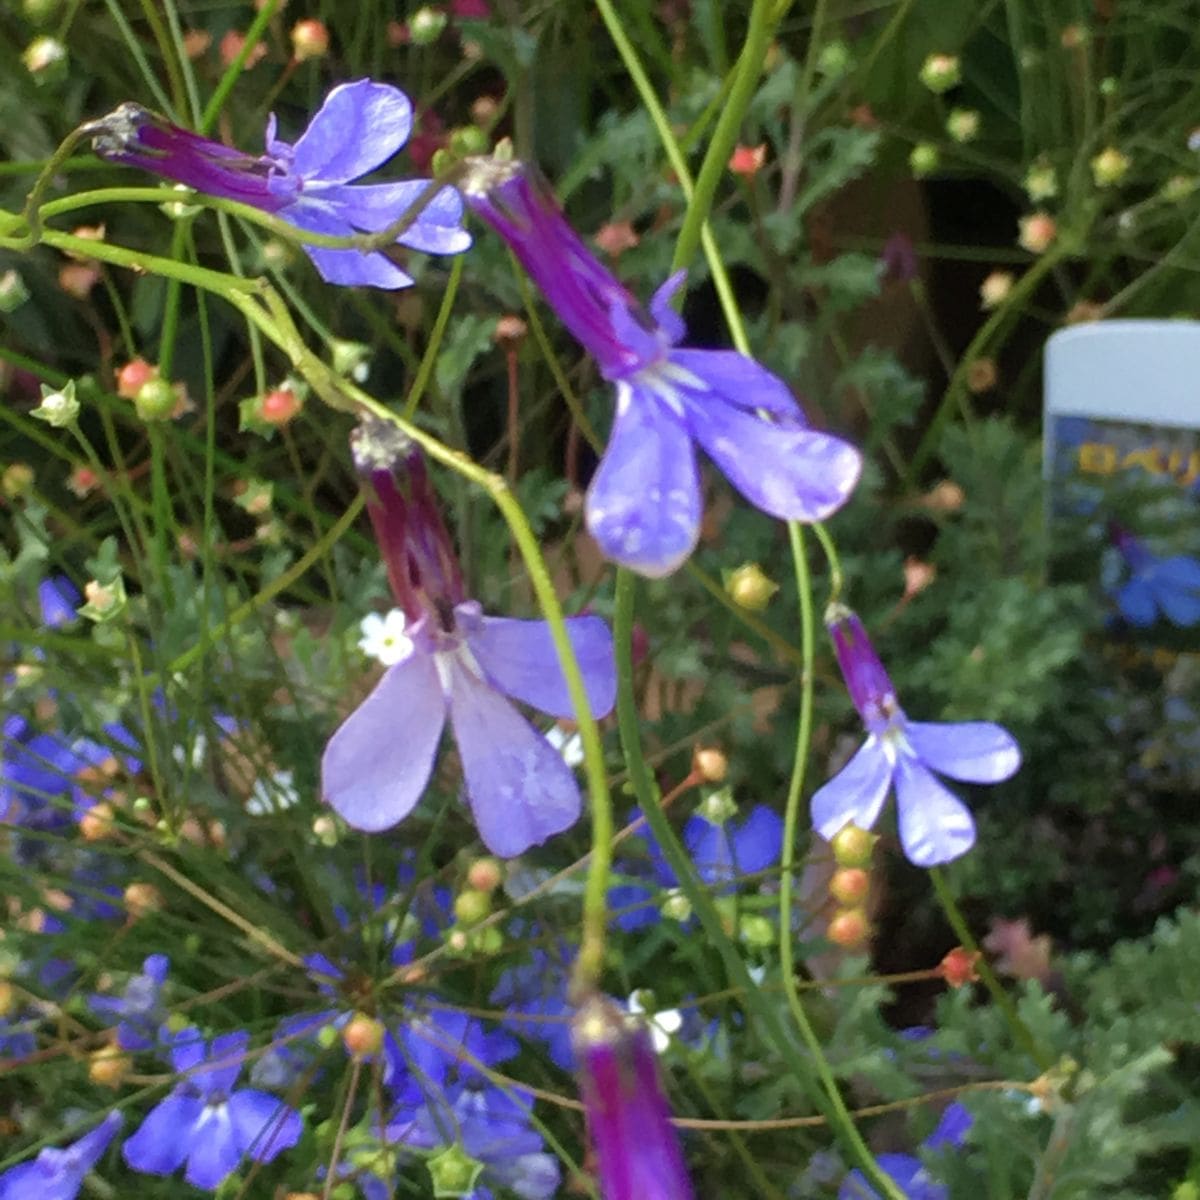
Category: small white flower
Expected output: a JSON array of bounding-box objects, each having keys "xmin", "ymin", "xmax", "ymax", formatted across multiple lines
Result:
[
  {"xmin": 358, "ymin": 609, "xmax": 413, "ymax": 666},
  {"xmin": 545, "ymin": 725, "xmax": 583, "ymax": 767},
  {"xmin": 628, "ymin": 990, "xmax": 683, "ymax": 1054},
  {"xmin": 246, "ymin": 769, "xmax": 301, "ymax": 817}
]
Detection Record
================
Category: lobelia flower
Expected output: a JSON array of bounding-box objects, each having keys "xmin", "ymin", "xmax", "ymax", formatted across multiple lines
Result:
[
  {"xmin": 1108, "ymin": 522, "xmax": 1200, "ymax": 628},
  {"xmin": 87, "ymin": 953, "xmax": 169, "ymax": 1050},
  {"xmin": 321, "ymin": 418, "xmax": 616, "ymax": 857},
  {"xmin": 839, "ymin": 1102, "xmax": 972, "ymax": 1199},
  {"xmin": 86, "ymin": 80, "xmax": 471, "ymax": 289},
  {"xmin": 572, "ymin": 994, "xmax": 696, "ymax": 1200},
  {"xmin": 0, "ymin": 1112, "xmax": 122, "ymax": 1200},
  {"xmin": 122, "ymin": 1028, "xmax": 302, "ymax": 1190},
  {"xmin": 460, "ymin": 158, "xmax": 862, "ymax": 577},
  {"xmin": 811, "ymin": 607, "xmax": 1021, "ymax": 867}
]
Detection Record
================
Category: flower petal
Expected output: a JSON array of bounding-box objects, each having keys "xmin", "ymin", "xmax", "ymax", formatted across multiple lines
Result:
[
  {"xmin": 122, "ymin": 1094, "xmax": 202, "ymax": 1176},
  {"xmin": 810, "ymin": 738, "xmax": 893, "ymax": 841},
  {"xmin": 446, "ymin": 662, "xmax": 582, "ymax": 856},
  {"xmin": 227, "ymin": 1090, "xmax": 303, "ymax": 1163},
  {"xmin": 1155, "ymin": 556, "xmax": 1200, "ymax": 626},
  {"xmin": 182, "ymin": 1106, "xmax": 242, "ymax": 1191},
  {"xmin": 466, "ymin": 615, "xmax": 616, "ymax": 720},
  {"xmin": 906, "ymin": 721, "xmax": 1021, "ymax": 784},
  {"xmin": 585, "ymin": 382, "xmax": 701, "ymax": 577},
  {"xmin": 283, "ymin": 201, "xmax": 415, "ymax": 289},
  {"xmin": 893, "ymin": 755, "xmax": 976, "ymax": 867},
  {"xmin": 325, "ymin": 180, "xmax": 472, "ymax": 255},
  {"xmin": 322, "ymin": 651, "xmax": 446, "ymax": 832},
  {"xmin": 289, "ymin": 80, "xmax": 413, "ymax": 184},
  {"xmin": 669, "ymin": 348, "xmax": 803, "ymax": 419},
  {"xmin": 684, "ymin": 393, "xmax": 861, "ymax": 523},
  {"xmin": 1115, "ymin": 577, "xmax": 1157, "ymax": 626}
]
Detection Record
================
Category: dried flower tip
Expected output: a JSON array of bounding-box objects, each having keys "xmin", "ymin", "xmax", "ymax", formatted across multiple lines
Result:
[
  {"xmin": 693, "ymin": 746, "xmax": 728, "ymax": 784},
  {"xmin": 124, "ymin": 882, "xmax": 165, "ymax": 919},
  {"xmin": 939, "ymin": 946, "xmax": 982, "ymax": 987},
  {"xmin": 182, "ymin": 28, "xmax": 211, "ymax": 58},
  {"xmin": 349, "ymin": 416, "xmax": 414, "ymax": 475},
  {"xmin": 290, "ymin": 18, "xmax": 329, "ymax": 61},
  {"xmin": 966, "ymin": 358, "xmax": 998, "ymax": 394},
  {"xmin": 494, "ymin": 313, "xmax": 528, "ymax": 349},
  {"xmin": 827, "ymin": 906, "xmax": 870, "ymax": 948},
  {"xmin": 593, "ymin": 220, "xmax": 640, "ymax": 258},
  {"xmin": 829, "ymin": 867, "xmax": 870, "ymax": 907},
  {"xmin": 902, "ymin": 556, "xmax": 937, "ymax": 602},
  {"xmin": 219, "ymin": 29, "xmax": 267, "ymax": 69},
  {"xmin": 89, "ymin": 1046, "xmax": 133, "ymax": 1088},
  {"xmin": 830, "ymin": 822, "xmax": 877, "ymax": 867},
  {"xmin": 59, "ymin": 262, "xmax": 101, "ymax": 300},
  {"xmin": 1018, "ymin": 211, "xmax": 1057, "ymax": 254},
  {"xmin": 80, "ymin": 801, "xmax": 116, "ymax": 842},
  {"xmin": 919, "ymin": 53, "xmax": 961, "ymax": 93}
]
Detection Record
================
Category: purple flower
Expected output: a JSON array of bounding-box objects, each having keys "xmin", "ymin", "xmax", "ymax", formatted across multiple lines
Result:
[
  {"xmin": 461, "ymin": 159, "xmax": 861, "ymax": 577},
  {"xmin": 811, "ymin": 609, "xmax": 1020, "ymax": 868},
  {"xmin": 572, "ymin": 994, "xmax": 696, "ymax": 1200},
  {"xmin": 490, "ymin": 947, "xmax": 575, "ymax": 1069},
  {"xmin": 122, "ymin": 1028, "xmax": 302, "ymax": 1191},
  {"xmin": 0, "ymin": 1112, "xmax": 122, "ymax": 1200},
  {"xmin": 87, "ymin": 953, "xmax": 169, "ymax": 1051},
  {"xmin": 839, "ymin": 1103, "xmax": 972, "ymax": 1199},
  {"xmin": 1109, "ymin": 523, "xmax": 1200, "ymax": 628},
  {"xmin": 37, "ymin": 576, "xmax": 80, "ymax": 628},
  {"xmin": 322, "ymin": 419, "xmax": 616, "ymax": 857},
  {"xmin": 87, "ymin": 80, "xmax": 470, "ymax": 289}
]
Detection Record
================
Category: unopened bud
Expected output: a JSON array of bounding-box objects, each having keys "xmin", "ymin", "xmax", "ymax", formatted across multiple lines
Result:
[
  {"xmin": 0, "ymin": 269, "xmax": 30, "ymax": 313},
  {"xmin": 2, "ymin": 463, "xmax": 34, "ymax": 499},
  {"xmin": 966, "ymin": 358, "xmax": 998, "ymax": 394},
  {"xmin": 698, "ymin": 785, "xmax": 738, "ymax": 826},
  {"xmin": 342, "ymin": 1014, "xmax": 386, "ymax": 1059},
  {"xmin": 134, "ymin": 378, "xmax": 178, "ymax": 422},
  {"xmin": 493, "ymin": 314, "xmax": 527, "ymax": 350},
  {"xmin": 59, "ymin": 262, "xmax": 101, "ymax": 300},
  {"xmin": 909, "ymin": 142, "xmax": 940, "ymax": 178},
  {"xmin": 409, "ymin": 6, "xmax": 448, "ymax": 44},
  {"xmin": 827, "ymin": 907, "xmax": 870, "ymax": 948},
  {"xmin": 693, "ymin": 746, "xmax": 728, "ymax": 784},
  {"xmin": 726, "ymin": 562, "xmax": 778, "ymax": 611},
  {"xmin": 939, "ymin": 946, "xmax": 981, "ymax": 987},
  {"xmin": 454, "ymin": 888, "xmax": 491, "ymax": 926},
  {"xmin": 259, "ymin": 387, "xmax": 302, "ymax": 426},
  {"xmin": 1023, "ymin": 157, "xmax": 1058, "ymax": 202},
  {"xmin": 739, "ymin": 914, "xmax": 775, "ymax": 948},
  {"xmin": 124, "ymin": 882, "xmax": 164, "ymax": 919},
  {"xmin": 116, "ymin": 358, "xmax": 156, "ymax": 399},
  {"xmin": 1091, "ymin": 146, "xmax": 1130, "ymax": 188},
  {"xmin": 660, "ymin": 890, "xmax": 692, "ymax": 922},
  {"xmin": 946, "ymin": 108, "xmax": 980, "ymax": 143},
  {"xmin": 919, "ymin": 53, "xmax": 961, "ymax": 93},
  {"xmin": 830, "ymin": 822, "xmax": 877, "ymax": 867},
  {"xmin": 829, "ymin": 867, "xmax": 870, "ymax": 907},
  {"xmin": 89, "ymin": 1046, "xmax": 132, "ymax": 1088},
  {"xmin": 79, "ymin": 802, "xmax": 116, "ymax": 841},
  {"xmin": 728, "ymin": 143, "xmax": 767, "ymax": 178},
  {"xmin": 23, "ymin": 36, "xmax": 67, "ymax": 80},
  {"xmin": 466, "ymin": 857, "xmax": 503, "ymax": 893},
  {"xmin": 979, "ymin": 270, "xmax": 1014, "ymax": 310},
  {"xmin": 291, "ymin": 18, "xmax": 329, "ymax": 60},
  {"xmin": 23, "ymin": 0, "xmax": 62, "ymax": 24},
  {"xmin": 1018, "ymin": 211, "xmax": 1057, "ymax": 254},
  {"xmin": 450, "ymin": 125, "xmax": 488, "ymax": 156},
  {"xmin": 330, "ymin": 339, "xmax": 372, "ymax": 382}
]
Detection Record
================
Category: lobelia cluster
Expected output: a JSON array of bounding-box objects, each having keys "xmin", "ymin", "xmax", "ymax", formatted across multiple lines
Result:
[{"xmin": 4, "ymin": 74, "xmax": 1036, "ymax": 1200}]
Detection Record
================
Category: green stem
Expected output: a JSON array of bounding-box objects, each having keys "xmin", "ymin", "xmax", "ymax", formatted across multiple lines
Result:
[
  {"xmin": 776, "ymin": 524, "xmax": 905, "ymax": 1198},
  {"xmin": 613, "ymin": 568, "xmax": 903, "ymax": 1199},
  {"xmin": 199, "ymin": 0, "xmax": 281, "ymax": 134},
  {"xmin": 928, "ymin": 868, "xmax": 1053, "ymax": 1072},
  {"xmin": 402, "ymin": 255, "xmax": 463, "ymax": 421}
]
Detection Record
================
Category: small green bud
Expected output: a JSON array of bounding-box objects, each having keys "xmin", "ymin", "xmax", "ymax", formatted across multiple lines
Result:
[
  {"xmin": 816, "ymin": 40, "xmax": 851, "ymax": 78},
  {"xmin": 427, "ymin": 1143, "xmax": 484, "ymax": 1197},
  {"xmin": 919, "ymin": 53, "xmax": 960, "ymax": 94},
  {"xmin": 698, "ymin": 785, "xmax": 738, "ymax": 826},
  {"xmin": 725, "ymin": 562, "xmax": 778, "ymax": 611},
  {"xmin": 1091, "ymin": 146, "xmax": 1130, "ymax": 188},
  {"xmin": 453, "ymin": 888, "xmax": 491, "ymax": 927},
  {"xmin": 134, "ymin": 378, "xmax": 178, "ymax": 422},
  {"xmin": 1023, "ymin": 157, "xmax": 1058, "ymax": 202},
  {"xmin": 909, "ymin": 142, "xmax": 940, "ymax": 178},
  {"xmin": 945, "ymin": 108, "xmax": 980, "ymax": 144},
  {"xmin": 22, "ymin": 0, "xmax": 62, "ymax": 24},
  {"xmin": 330, "ymin": 339, "xmax": 372, "ymax": 382},
  {"xmin": 660, "ymin": 889, "xmax": 692, "ymax": 922},
  {"xmin": 409, "ymin": 6, "xmax": 448, "ymax": 45},
  {"xmin": 23, "ymin": 36, "xmax": 67, "ymax": 82},
  {"xmin": 739, "ymin": 914, "xmax": 775, "ymax": 948},
  {"xmin": 1162, "ymin": 175, "xmax": 1197, "ymax": 203},
  {"xmin": 31, "ymin": 380, "xmax": 79, "ymax": 428},
  {"xmin": 450, "ymin": 126, "xmax": 488, "ymax": 157},
  {"xmin": 830, "ymin": 823, "xmax": 877, "ymax": 867},
  {"xmin": 0, "ymin": 270, "xmax": 30, "ymax": 313}
]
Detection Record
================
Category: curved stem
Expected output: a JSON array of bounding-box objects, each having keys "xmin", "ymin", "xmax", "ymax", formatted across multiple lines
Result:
[{"xmin": 402, "ymin": 255, "xmax": 463, "ymax": 421}]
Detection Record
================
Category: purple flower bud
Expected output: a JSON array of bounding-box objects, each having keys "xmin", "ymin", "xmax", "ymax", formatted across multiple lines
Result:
[
  {"xmin": 572, "ymin": 995, "xmax": 696, "ymax": 1200},
  {"xmin": 828, "ymin": 607, "xmax": 899, "ymax": 732}
]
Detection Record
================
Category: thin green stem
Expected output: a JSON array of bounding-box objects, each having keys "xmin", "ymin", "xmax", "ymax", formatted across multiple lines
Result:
[
  {"xmin": 199, "ymin": 0, "xmax": 281, "ymax": 134},
  {"xmin": 402, "ymin": 255, "xmax": 463, "ymax": 421},
  {"xmin": 811, "ymin": 521, "xmax": 843, "ymax": 607},
  {"xmin": 613, "ymin": 568, "xmax": 902, "ymax": 1199},
  {"xmin": 929, "ymin": 868, "xmax": 1053, "ymax": 1072}
]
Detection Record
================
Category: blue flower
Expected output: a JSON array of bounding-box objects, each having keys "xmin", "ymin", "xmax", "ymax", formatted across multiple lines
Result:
[
  {"xmin": 490, "ymin": 947, "xmax": 575, "ymax": 1069},
  {"xmin": 461, "ymin": 159, "xmax": 861, "ymax": 576},
  {"xmin": 811, "ymin": 608, "xmax": 1020, "ymax": 867},
  {"xmin": 0, "ymin": 1112, "xmax": 122, "ymax": 1200},
  {"xmin": 87, "ymin": 80, "xmax": 470, "ymax": 289},
  {"xmin": 122, "ymin": 1028, "xmax": 302, "ymax": 1191},
  {"xmin": 1109, "ymin": 524, "xmax": 1200, "ymax": 628},
  {"xmin": 87, "ymin": 954, "xmax": 169, "ymax": 1051},
  {"xmin": 839, "ymin": 1103, "xmax": 973, "ymax": 1199},
  {"xmin": 322, "ymin": 420, "xmax": 616, "ymax": 857}
]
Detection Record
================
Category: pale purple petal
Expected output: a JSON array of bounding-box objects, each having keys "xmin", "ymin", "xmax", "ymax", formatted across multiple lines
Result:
[
  {"xmin": 122, "ymin": 1094, "xmax": 202, "ymax": 1176},
  {"xmin": 166, "ymin": 1026, "xmax": 208, "ymax": 1075},
  {"xmin": 322, "ymin": 650, "xmax": 446, "ymax": 832},
  {"xmin": 893, "ymin": 755, "xmax": 976, "ymax": 867},
  {"xmin": 669, "ymin": 348, "xmax": 803, "ymax": 419},
  {"xmin": 320, "ymin": 180, "xmax": 472, "ymax": 255},
  {"xmin": 647, "ymin": 271, "xmax": 688, "ymax": 344},
  {"xmin": 288, "ymin": 80, "xmax": 413, "ymax": 183},
  {"xmin": 194, "ymin": 1031, "xmax": 250, "ymax": 1096},
  {"xmin": 182, "ymin": 1106, "xmax": 241, "ymax": 1191},
  {"xmin": 684, "ymin": 394, "xmax": 861, "ymax": 523},
  {"xmin": 227, "ymin": 1090, "xmax": 303, "ymax": 1163},
  {"xmin": 466, "ymin": 615, "xmax": 616, "ymax": 720},
  {"xmin": 810, "ymin": 738, "xmax": 893, "ymax": 841},
  {"xmin": 585, "ymin": 383, "xmax": 701, "ymax": 578},
  {"xmin": 906, "ymin": 721, "xmax": 1021, "ymax": 785},
  {"xmin": 284, "ymin": 202, "xmax": 416, "ymax": 289},
  {"xmin": 446, "ymin": 661, "xmax": 582, "ymax": 856}
]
